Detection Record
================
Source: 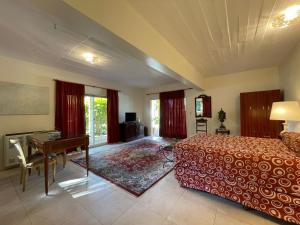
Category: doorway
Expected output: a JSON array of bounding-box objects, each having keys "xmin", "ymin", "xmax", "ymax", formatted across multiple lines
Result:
[
  {"xmin": 151, "ymin": 99, "xmax": 160, "ymax": 137},
  {"xmin": 84, "ymin": 96, "xmax": 107, "ymax": 147}
]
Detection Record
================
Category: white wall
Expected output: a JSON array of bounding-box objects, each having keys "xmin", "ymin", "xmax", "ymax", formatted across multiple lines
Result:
[
  {"xmin": 279, "ymin": 43, "xmax": 300, "ymax": 131},
  {"xmin": 0, "ymin": 55, "xmax": 144, "ymax": 169},
  {"xmin": 144, "ymin": 67, "xmax": 280, "ymax": 137},
  {"xmin": 190, "ymin": 67, "xmax": 280, "ymax": 136}
]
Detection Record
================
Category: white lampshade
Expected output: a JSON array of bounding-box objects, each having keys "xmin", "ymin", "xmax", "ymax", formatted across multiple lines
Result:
[{"xmin": 270, "ymin": 101, "xmax": 300, "ymax": 121}]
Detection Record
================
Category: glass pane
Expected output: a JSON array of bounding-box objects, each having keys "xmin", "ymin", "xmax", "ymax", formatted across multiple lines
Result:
[
  {"xmin": 151, "ymin": 99, "xmax": 160, "ymax": 137},
  {"xmin": 93, "ymin": 97, "xmax": 107, "ymax": 145},
  {"xmin": 84, "ymin": 96, "xmax": 107, "ymax": 146},
  {"xmin": 84, "ymin": 96, "xmax": 93, "ymax": 145}
]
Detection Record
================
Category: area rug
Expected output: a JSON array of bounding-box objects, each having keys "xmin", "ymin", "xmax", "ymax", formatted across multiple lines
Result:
[{"xmin": 71, "ymin": 138, "xmax": 174, "ymax": 196}]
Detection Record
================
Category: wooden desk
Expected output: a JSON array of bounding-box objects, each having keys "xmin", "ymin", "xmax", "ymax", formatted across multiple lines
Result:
[{"xmin": 27, "ymin": 133, "xmax": 89, "ymax": 195}]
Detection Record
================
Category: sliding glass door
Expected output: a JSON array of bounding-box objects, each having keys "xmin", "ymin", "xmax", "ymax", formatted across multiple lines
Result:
[
  {"xmin": 84, "ymin": 96, "xmax": 107, "ymax": 146},
  {"xmin": 151, "ymin": 99, "xmax": 160, "ymax": 137}
]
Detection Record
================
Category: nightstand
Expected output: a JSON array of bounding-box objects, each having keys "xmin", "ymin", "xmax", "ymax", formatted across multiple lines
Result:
[{"xmin": 215, "ymin": 129, "xmax": 230, "ymax": 135}]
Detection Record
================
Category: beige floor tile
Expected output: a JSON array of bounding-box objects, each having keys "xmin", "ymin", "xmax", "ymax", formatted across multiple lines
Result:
[
  {"xmin": 162, "ymin": 171, "xmax": 180, "ymax": 186},
  {"xmin": 82, "ymin": 190, "xmax": 137, "ymax": 225},
  {"xmin": 0, "ymin": 176, "xmax": 14, "ymax": 189},
  {"xmin": 0, "ymin": 145, "xmax": 295, "ymax": 225},
  {"xmin": 17, "ymin": 182, "xmax": 71, "ymax": 215},
  {"xmin": 182, "ymin": 188, "xmax": 237, "ymax": 212},
  {"xmin": 214, "ymin": 212, "xmax": 251, "ymax": 225},
  {"xmin": 112, "ymin": 203, "xmax": 164, "ymax": 225},
  {"xmin": 138, "ymin": 180, "xmax": 185, "ymax": 217},
  {"xmin": 182, "ymin": 188, "xmax": 287, "ymax": 225},
  {"xmin": 215, "ymin": 201, "xmax": 284, "ymax": 225},
  {"xmin": 28, "ymin": 198, "xmax": 96, "ymax": 225},
  {"xmin": 73, "ymin": 180, "xmax": 115, "ymax": 205},
  {"xmin": 164, "ymin": 194, "xmax": 216, "ymax": 225},
  {"xmin": 0, "ymin": 203, "xmax": 32, "ymax": 225},
  {"xmin": 0, "ymin": 188, "xmax": 23, "ymax": 217},
  {"xmin": 63, "ymin": 221, "xmax": 102, "ymax": 225}
]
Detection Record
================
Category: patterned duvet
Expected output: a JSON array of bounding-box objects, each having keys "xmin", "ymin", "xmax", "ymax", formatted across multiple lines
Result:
[{"xmin": 174, "ymin": 133, "xmax": 300, "ymax": 224}]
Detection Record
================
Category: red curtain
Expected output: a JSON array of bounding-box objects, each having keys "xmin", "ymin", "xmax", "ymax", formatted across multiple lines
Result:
[
  {"xmin": 55, "ymin": 80, "xmax": 85, "ymax": 139},
  {"xmin": 107, "ymin": 89, "xmax": 120, "ymax": 143},
  {"xmin": 159, "ymin": 90, "xmax": 187, "ymax": 139}
]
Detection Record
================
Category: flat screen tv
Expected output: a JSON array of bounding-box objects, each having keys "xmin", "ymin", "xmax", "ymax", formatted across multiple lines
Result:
[{"xmin": 125, "ymin": 112, "xmax": 136, "ymax": 122}]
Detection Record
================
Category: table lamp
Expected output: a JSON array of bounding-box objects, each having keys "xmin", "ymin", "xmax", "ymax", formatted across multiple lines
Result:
[{"xmin": 270, "ymin": 101, "xmax": 300, "ymax": 132}]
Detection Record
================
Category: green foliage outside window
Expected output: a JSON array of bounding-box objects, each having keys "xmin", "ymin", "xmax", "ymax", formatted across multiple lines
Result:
[
  {"xmin": 152, "ymin": 100, "xmax": 160, "ymax": 125},
  {"xmin": 85, "ymin": 97, "xmax": 107, "ymax": 136},
  {"xmin": 94, "ymin": 98, "xmax": 107, "ymax": 135}
]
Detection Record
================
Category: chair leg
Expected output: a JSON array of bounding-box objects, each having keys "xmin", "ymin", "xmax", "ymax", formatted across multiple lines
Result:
[
  {"xmin": 63, "ymin": 151, "xmax": 67, "ymax": 168},
  {"xmin": 35, "ymin": 166, "xmax": 41, "ymax": 176},
  {"xmin": 37, "ymin": 166, "xmax": 41, "ymax": 176},
  {"xmin": 20, "ymin": 167, "xmax": 24, "ymax": 185},
  {"xmin": 52, "ymin": 161, "xmax": 56, "ymax": 183},
  {"xmin": 22, "ymin": 169, "xmax": 28, "ymax": 192}
]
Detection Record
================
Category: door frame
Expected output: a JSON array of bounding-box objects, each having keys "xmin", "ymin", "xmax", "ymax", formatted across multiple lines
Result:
[{"xmin": 85, "ymin": 94, "xmax": 108, "ymax": 148}]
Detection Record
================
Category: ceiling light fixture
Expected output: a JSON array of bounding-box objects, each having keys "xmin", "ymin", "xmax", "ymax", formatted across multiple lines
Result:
[
  {"xmin": 82, "ymin": 52, "xmax": 101, "ymax": 64},
  {"xmin": 272, "ymin": 5, "xmax": 300, "ymax": 28},
  {"xmin": 68, "ymin": 42, "xmax": 109, "ymax": 67}
]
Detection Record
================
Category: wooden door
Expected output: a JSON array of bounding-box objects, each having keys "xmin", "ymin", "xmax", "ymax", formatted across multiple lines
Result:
[
  {"xmin": 240, "ymin": 90, "xmax": 282, "ymax": 138},
  {"xmin": 240, "ymin": 93, "xmax": 246, "ymax": 136},
  {"xmin": 266, "ymin": 90, "xmax": 282, "ymax": 138},
  {"xmin": 240, "ymin": 93, "xmax": 249, "ymax": 136},
  {"xmin": 241, "ymin": 92, "xmax": 257, "ymax": 137}
]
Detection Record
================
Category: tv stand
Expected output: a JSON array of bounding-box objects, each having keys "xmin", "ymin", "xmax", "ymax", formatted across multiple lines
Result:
[{"xmin": 119, "ymin": 121, "xmax": 144, "ymax": 142}]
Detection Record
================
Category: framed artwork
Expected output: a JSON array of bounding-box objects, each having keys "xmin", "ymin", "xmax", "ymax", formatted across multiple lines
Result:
[{"xmin": 0, "ymin": 81, "xmax": 49, "ymax": 115}]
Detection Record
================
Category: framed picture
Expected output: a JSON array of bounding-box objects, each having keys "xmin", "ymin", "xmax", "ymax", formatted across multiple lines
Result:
[{"xmin": 0, "ymin": 81, "xmax": 49, "ymax": 115}]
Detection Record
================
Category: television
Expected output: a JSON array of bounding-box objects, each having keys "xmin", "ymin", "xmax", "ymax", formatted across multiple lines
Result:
[{"xmin": 125, "ymin": 112, "xmax": 136, "ymax": 122}]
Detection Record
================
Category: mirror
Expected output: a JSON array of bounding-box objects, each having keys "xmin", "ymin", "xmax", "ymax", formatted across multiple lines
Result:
[
  {"xmin": 195, "ymin": 97, "xmax": 203, "ymax": 117},
  {"xmin": 195, "ymin": 95, "xmax": 212, "ymax": 118}
]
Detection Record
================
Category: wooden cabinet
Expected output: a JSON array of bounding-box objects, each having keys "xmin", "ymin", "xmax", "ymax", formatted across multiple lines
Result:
[
  {"xmin": 119, "ymin": 122, "xmax": 145, "ymax": 142},
  {"xmin": 240, "ymin": 90, "xmax": 282, "ymax": 138}
]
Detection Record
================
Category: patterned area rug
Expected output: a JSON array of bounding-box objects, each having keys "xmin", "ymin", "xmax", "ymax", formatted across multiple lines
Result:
[{"xmin": 71, "ymin": 138, "xmax": 174, "ymax": 196}]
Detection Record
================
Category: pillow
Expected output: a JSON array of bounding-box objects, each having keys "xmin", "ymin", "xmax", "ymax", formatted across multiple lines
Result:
[{"xmin": 280, "ymin": 132, "xmax": 300, "ymax": 153}]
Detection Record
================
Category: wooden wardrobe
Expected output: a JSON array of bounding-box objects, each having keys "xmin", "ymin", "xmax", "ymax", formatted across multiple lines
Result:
[{"xmin": 240, "ymin": 90, "xmax": 283, "ymax": 138}]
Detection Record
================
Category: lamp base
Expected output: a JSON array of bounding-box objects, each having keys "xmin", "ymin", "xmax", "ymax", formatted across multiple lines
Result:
[{"xmin": 281, "ymin": 121, "xmax": 288, "ymax": 133}]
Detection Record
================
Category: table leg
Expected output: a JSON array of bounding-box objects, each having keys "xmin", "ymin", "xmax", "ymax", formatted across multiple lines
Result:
[
  {"xmin": 85, "ymin": 146, "xmax": 89, "ymax": 176},
  {"xmin": 44, "ymin": 153, "xmax": 48, "ymax": 195}
]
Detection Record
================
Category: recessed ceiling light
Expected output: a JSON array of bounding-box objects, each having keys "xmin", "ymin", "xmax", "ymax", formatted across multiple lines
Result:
[{"xmin": 272, "ymin": 5, "xmax": 300, "ymax": 28}]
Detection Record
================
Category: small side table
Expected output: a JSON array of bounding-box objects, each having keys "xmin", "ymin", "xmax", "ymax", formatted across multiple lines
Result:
[
  {"xmin": 158, "ymin": 144, "xmax": 175, "ymax": 167},
  {"xmin": 215, "ymin": 129, "xmax": 230, "ymax": 135}
]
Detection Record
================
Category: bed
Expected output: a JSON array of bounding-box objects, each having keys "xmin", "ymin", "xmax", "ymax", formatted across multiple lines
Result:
[{"xmin": 174, "ymin": 133, "xmax": 300, "ymax": 224}]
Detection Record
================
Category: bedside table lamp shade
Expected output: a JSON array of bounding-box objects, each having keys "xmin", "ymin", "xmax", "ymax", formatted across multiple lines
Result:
[{"xmin": 270, "ymin": 101, "xmax": 300, "ymax": 132}]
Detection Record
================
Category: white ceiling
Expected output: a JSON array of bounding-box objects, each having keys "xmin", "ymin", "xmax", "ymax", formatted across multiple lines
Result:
[
  {"xmin": 128, "ymin": 0, "xmax": 300, "ymax": 76},
  {"xmin": 0, "ymin": 0, "xmax": 179, "ymax": 88}
]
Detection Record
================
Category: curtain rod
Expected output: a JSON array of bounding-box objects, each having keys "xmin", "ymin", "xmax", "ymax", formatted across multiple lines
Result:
[
  {"xmin": 53, "ymin": 79, "xmax": 120, "ymax": 92},
  {"xmin": 146, "ymin": 88, "xmax": 193, "ymax": 95}
]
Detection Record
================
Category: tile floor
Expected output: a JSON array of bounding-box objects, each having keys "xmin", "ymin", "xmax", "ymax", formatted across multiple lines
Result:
[{"xmin": 0, "ymin": 150, "xmax": 293, "ymax": 225}]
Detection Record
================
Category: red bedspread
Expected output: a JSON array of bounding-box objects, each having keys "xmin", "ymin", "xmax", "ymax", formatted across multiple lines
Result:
[{"xmin": 174, "ymin": 134, "xmax": 300, "ymax": 224}]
